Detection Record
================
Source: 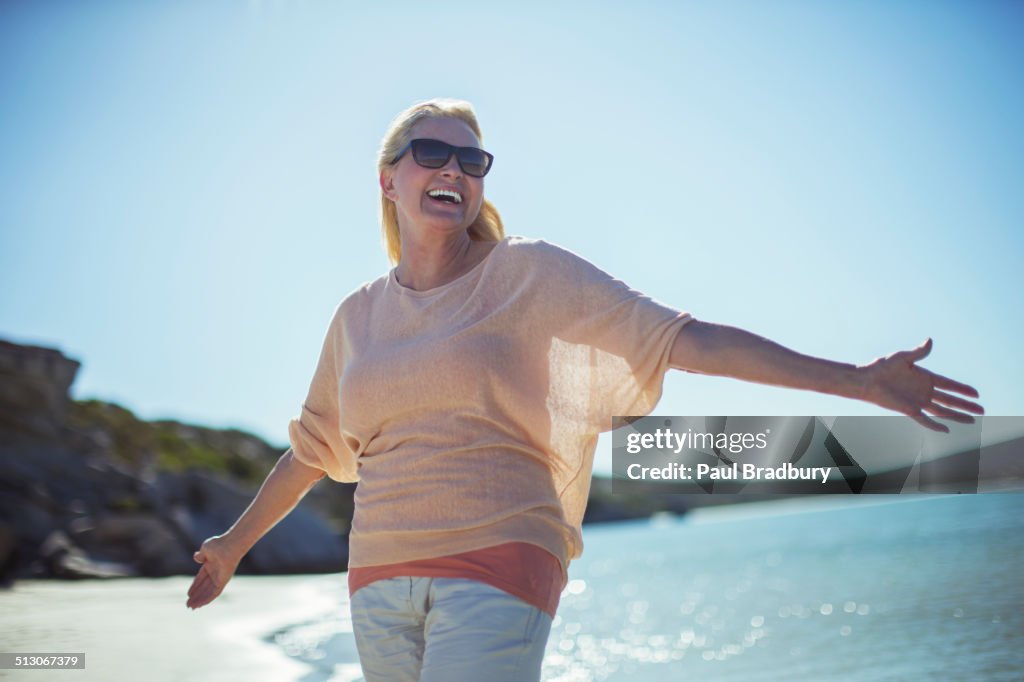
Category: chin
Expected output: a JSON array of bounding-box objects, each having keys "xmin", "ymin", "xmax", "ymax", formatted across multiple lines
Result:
[{"xmin": 422, "ymin": 219, "xmax": 473, "ymax": 236}]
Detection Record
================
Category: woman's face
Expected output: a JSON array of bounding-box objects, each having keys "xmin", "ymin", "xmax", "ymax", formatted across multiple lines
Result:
[{"xmin": 381, "ymin": 116, "xmax": 486, "ymax": 242}]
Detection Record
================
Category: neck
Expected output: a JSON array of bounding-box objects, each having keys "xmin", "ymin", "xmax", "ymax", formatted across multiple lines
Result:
[{"xmin": 395, "ymin": 229, "xmax": 477, "ymax": 291}]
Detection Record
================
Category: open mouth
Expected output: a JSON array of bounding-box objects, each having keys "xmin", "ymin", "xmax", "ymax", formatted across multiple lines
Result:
[{"xmin": 426, "ymin": 189, "xmax": 463, "ymax": 205}]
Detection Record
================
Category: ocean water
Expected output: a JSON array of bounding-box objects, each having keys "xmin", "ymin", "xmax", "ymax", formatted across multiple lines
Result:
[{"xmin": 273, "ymin": 494, "xmax": 1024, "ymax": 681}]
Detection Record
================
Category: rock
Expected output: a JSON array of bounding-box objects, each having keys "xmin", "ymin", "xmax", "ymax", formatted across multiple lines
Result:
[
  {"xmin": 38, "ymin": 530, "xmax": 137, "ymax": 579},
  {"xmin": 0, "ymin": 523, "xmax": 17, "ymax": 585},
  {"xmin": 73, "ymin": 513, "xmax": 195, "ymax": 576},
  {"xmin": 165, "ymin": 470, "xmax": 347, "ymax": 574},
  {"xmin": 0, "ymin": 340, "xmax": 80, "ymax": 440},
  {"xmin": 0, "ymin": 337, "xmax": 355, "ymax": 582}
]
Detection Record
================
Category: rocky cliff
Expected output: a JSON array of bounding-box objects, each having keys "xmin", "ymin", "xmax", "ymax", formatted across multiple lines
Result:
[{"xmin": 0, "ymin": 339, "xmax": 351, "ymax": 583}]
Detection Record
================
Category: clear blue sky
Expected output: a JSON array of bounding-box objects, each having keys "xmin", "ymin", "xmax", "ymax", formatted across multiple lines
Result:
[{"xmin": 2, "ymin": 1, "xmax": 1021, "ymax": 474}]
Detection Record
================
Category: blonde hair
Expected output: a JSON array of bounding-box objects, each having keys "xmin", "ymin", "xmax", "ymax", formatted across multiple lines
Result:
[{"xmin": 377, "ymin": 98, "xmax": 504, "ymax": 265}]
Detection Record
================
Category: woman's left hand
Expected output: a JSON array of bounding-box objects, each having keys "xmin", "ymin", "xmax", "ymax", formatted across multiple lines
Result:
[{"xmin": 859, "ymin": 338, "xmax": 984, "ymax": 432}]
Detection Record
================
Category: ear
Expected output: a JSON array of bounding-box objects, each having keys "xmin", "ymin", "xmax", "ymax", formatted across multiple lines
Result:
[{"xmin": 379, "ymin": 169, "xmax": 397, "ymax": 201}]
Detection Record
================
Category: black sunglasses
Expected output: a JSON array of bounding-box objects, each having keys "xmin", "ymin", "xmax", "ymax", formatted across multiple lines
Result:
[{"xmin": 391, "ymin": 138, "xmax": 494, "ymax": 178}]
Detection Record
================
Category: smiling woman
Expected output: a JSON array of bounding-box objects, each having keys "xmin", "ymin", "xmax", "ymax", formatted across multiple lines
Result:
[
  {"xmin": 185, "ymin": 97, "xmax": 983, "ymax": 682},
  {"xmin": 376, "ymin": 100, "xmax": 503, "ymax": 274}
]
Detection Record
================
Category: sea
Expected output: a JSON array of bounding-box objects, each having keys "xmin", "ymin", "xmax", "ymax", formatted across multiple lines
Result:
[
  {"xmin": 2, "ymin": 493, "xmax": 1021, "ymax": 681},
  {"xmin": 272, "ymin": 493, "xmax": 1024, "ymax": 681}
]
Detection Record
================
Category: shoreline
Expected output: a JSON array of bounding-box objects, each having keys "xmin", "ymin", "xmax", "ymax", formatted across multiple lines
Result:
[{"xmin": 0, "ymin": 573, "xmax": 349, "ymax": 681}]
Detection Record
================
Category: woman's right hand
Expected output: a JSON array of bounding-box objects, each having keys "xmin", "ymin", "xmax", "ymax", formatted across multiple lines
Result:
[{"xmin": 186, "ymin": 534, "xmax": 243, "ymax": 610}]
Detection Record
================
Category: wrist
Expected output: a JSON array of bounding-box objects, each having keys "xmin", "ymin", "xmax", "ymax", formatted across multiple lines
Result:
[
  {"xmin": 215, "ymin": 530, "xmax": 252, "ymax": 562},
  {"xmin": 848, "ymin": 363, "xmax": 874, "ymax": 403}
]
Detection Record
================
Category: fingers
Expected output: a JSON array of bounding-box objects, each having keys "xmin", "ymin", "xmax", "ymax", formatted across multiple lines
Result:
[
  {"xmin": 902, "ymin": 342, "xmax": 985, "ymax": 418},
  {"xmin": 188, "ymin": 550, "xmax": 208, "ymax": 608},
  {"xmin": 876, "ymin": 338, "xmax": 984, "ymax": 431},
  {"xmin": 187, "ymin": 568, "xmax": 211, "ymax": 605},
  {"xmin": 187, "ymin": 582, "xmax": 204, "ymax": 609},
  {"xmin": 187, "ymin": 566, "xmax": 209, "ymax": 600},
  {"xmin": 931, "ymin": 373, "xmax": 981, "ymax": 400},
  {"xmin": 187, "ymin": 577, "xmax": 219, "ymax": 610},
  {"xmin": 904, "ymin": 343, "xmax": 981, "ymax": 400},
  {"xmin": 923, "ymin": 402, "xmax": 976, "ymax": 424},
  {"xmin": 932, "ymin": 390, "xmax": 984, "ymax": 414},
  {"xmin": 913, "ymin": 391, "xmax": 983, "ymax": 431},
  {"xmin": 187, "ymin": 564, "xmax": 225, "ymax": 610},
  {"xmin": 187, "ymin": 590, "xmax": 210, "ymax": 610},
  {"xmin": 188, "ymin": 589, "xmax": 214, "ymax": 610},
  {"xmin": 910, "ymin": 412, "xmax": 949, "ymax": 433}
]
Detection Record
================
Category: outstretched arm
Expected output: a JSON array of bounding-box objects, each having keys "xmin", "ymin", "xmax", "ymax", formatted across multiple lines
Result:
[
  {"xmin": 186, "ymin": 448, "xmax": 326, "ymax": 609},
  {"xmin": 669, "ymin": 321, "xmax": 983, "ymax": 432}
]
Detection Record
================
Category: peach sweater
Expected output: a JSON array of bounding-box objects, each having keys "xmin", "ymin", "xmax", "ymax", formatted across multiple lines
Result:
[{"xmin": 288, "ymin": 236, "xmax": 692, "ymax": 574}]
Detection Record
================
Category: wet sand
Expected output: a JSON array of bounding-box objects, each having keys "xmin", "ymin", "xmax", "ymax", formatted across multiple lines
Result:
[{"xmin": 0, "ymin": 573, "xmax": 349, "ymax": 682}]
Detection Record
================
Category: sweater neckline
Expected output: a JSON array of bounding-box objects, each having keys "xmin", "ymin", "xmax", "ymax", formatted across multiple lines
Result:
[{"xmin": 388, "ymin": 237, "xmax": 509, "ymax": 297}]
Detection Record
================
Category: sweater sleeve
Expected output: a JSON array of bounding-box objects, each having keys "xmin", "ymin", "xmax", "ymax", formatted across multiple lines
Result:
[
  {"xmin": 537, "ymin": 241, "xmax": 693, "ymax": 434},
  {"xmin": 287, "ymin": 305, "xmax": 360, "ymax": 483}
]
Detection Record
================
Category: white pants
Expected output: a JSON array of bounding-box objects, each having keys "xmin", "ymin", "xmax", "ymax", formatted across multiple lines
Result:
[{"xmin": 350, "ymin": 576, "xmax": 552, "ymax": 682}]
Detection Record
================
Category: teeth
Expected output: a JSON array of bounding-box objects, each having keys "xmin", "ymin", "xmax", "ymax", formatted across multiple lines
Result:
[{"xmin": 427, "ymin": 189, "xmax": 462, "ymax": 204}]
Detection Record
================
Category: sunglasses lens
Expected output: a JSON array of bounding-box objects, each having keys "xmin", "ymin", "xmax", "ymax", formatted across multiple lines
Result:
[
  {"xmin": 410, "ymin": 139, "xmax": 451, "ymax": 168},
  {"xmin": 407, "ymin": 139, "xmax": 492, "ymax": 177},
  {"xmin": 457, "ymin": 149, "xmax": 490, "ymax": 177}
]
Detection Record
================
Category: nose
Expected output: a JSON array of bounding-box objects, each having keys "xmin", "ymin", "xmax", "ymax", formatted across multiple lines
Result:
[{"xmin": 439, "ymin": 154, "xmax": 462, "ymax": 178}]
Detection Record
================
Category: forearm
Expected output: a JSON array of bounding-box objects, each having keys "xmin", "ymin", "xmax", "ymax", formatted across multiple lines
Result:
[
  {"xmin": 670, "ymin": 320, "xmax": 867, "ymax": 401},
  {"xmin": 220, "ymin": 448, "xmax": 326, "ymax": 557}
]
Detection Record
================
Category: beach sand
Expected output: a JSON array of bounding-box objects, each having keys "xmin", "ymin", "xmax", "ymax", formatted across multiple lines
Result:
[{"xmin": 0, "ymin": 573, "xmax": 352, "ymax": 682}]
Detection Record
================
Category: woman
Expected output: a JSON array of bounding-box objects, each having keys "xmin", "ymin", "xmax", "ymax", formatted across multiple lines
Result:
[{"xmin": 186, "ymin": 98, "xmax": 983, "ymax": 681}]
